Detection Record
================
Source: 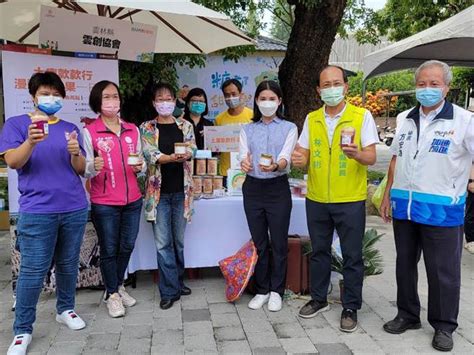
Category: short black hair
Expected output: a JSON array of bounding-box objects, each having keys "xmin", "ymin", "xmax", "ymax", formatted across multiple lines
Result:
[
  {"xmin": 221, "ymin": 78, "xmax": 242, "ymax": 94},
  {"xmin": 183, "ymin": 87, "xmax": 209, "ymax": 119},
  {"xmin": 317, "ymin": 65, "xmax": 348, "ymax": 86},
  {"xmin": 152, "ymin": 82, "xmax": 176, "ymax": 100},
  {"xmin": 252, "ymin": 80, "xmax": 285, "ymax": 122},
  {"xmin": 89, "ymin": 80, "xmax": 122, "ymax": 114},
  {"xmin": 28, "ymin": 71, "xmax": 66, "ymax": 98}
]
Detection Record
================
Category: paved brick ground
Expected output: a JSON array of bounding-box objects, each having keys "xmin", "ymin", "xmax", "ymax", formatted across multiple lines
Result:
[{"xmin": 0, "ymin": 216, "xmax": 472, "ymax": 354}]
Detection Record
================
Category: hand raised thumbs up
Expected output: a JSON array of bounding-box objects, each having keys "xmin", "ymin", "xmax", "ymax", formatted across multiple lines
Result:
[
  {"xmin": 241, "ymin": 152, "xmax": 253, "ymax": 173},
  {"xmin": 94, "ymin": 150, "xmax": 105, "ymax": 172},
  {"xmin": 291, "ymin": 145, "xmax": 308, "ymax": 168},
  {"xmin": 66, "ymin": 130, "xmax": 81, "ymax": 156}
]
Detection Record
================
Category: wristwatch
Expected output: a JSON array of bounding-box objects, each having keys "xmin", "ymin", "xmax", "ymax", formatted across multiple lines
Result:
[{"xmin": 272, "ymin": 163, "xmax": 279, "ymax": 172}]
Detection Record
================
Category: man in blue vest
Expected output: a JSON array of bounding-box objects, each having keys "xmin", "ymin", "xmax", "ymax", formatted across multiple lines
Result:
[{"xmin": 380, "ymin": 60, "xmax": 474, "ymax": 352}]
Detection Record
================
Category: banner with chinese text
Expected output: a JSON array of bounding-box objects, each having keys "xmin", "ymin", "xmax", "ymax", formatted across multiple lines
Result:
[
  {"xmin": 39, "ymin": 5, "xmax": 157, "ymax": 63},
  {"xmin": 204, "ymin": 125, "xmax": 242, "ymax": 152},
  {"xmin": 1, "ymin": 50, "xmax": 119, "ymax": 213},
  {"xmin": 177, "ymin": 54, "xmax": 284, "ymax": 120}
]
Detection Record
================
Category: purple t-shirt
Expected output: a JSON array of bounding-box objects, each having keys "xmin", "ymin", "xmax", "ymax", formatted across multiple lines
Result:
[{"xmin": 0, "ymin": 114, "xmax": 88, "ymax": 213}]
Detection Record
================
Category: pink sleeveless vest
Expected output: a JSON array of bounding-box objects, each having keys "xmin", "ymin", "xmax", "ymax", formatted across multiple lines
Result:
[{"xmin": 86, "ymin": 117, "xmax": 142, "ymax": 205}]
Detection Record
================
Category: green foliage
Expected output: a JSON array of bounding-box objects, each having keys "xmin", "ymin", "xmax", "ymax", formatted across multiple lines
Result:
[
  {"xmin": 376, "ymin": 0, "xmax": 472, "ymax": 42},
  {"xmin": 367, "ymin": 170, "xmax": 386, "ymax": 183},
  {"xmin": 356, "ymin": 0, "xmax": 472, "ymax": 44},
  {"xmin": 348, "ymin": 71, "xmax": 417, "ymax": 114},
  {"xmin": 269, "ymin": 0, "xmax": 377, "ymax": 44},
  {"xmin": 269, "ymin": 0, "xmax": 294, "ymax": 42},
  {"xmin": 331, "ymin": 228, "xmax": 384, "ymax": 277},
  {"xmin": 347, "ymin": 68, "xmax": 474, "ymax": 116},
  {"xmin": 119, "ymin": 54, "xmax": 206, "ymax": 100},
  {"xmin": 451, "ymin": 67, "xmax": 474, "ymax": 106},
  {"xmin": 0, "ymin": 177, "xmax": 8, "ymax": 210},
  {"xmin": 288, "ymin": 167, "xmax": 307, "ymax": 179}
]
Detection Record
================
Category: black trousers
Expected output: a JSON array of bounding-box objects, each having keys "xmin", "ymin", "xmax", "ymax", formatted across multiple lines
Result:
[
  {"xmin": 393, "ymin": 219, "xmax": 463, "ymax": 332},
  {"xmin": 306, "ymin": 199, "xmax": 365, "ymax": 310},
  {"xmin": 465, "ymin": 191, "xmax": 473, "ymax": 243},
  {"xmin": 242, "ymin": 175, "xmax": 292, "ymax": 295}
]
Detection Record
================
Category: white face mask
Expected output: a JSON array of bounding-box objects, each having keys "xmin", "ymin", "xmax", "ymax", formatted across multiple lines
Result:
[
  {"xmin": 257, "ymin": 100, "xmax": 279, "ymax": 117},
  {"xmin": 225, "ymin": 96, "xmax": 241, "ymax": 109},
  {"xmin": 155, "ymin": 101, "xmax": 175, "ymax": 116}
]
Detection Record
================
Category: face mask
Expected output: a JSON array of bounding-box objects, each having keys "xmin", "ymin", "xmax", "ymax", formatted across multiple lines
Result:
[
  {"xmin": 257, "ymin": 100, "xmax": 279, "ymax": 117},
  {"xmin": 155, "ymin": 101, "xmax": 175, "ymax": 116},
  {"xmin": 101, "ymin": 100, "xmax": 120, "ymax": 117},
  {"xmin": 190, "ymin": 102, "xmax": 206, "ymax": 115},
  {"xmin": 225, "ymin": 96, "xmax": 241, "ymax": 109},
  {"xmin": 320, "ymin": 86, "xmax": 345, "ymax": 107},
  {"xmin": 37, "ymin": 95, "xmax": 63, "ymax": 116},
  {"xmin": 416, "ymin": 87, "xmax": 444, "ymax": 107}
]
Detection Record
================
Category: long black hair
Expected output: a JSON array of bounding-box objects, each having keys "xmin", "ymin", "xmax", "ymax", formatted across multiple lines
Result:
[
  {"xmin": 252, "ymin": 80, "xmax": 285, "ymax": 122},
  {"xmin": 183, "ymin": 87, "xmax": 209, "ymax": 120}
]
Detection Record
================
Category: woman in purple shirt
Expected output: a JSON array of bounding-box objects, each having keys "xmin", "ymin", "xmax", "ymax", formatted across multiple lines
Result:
[{"xmin": 1, "ymin": 72, "xmax": 88, "ymax": 355}]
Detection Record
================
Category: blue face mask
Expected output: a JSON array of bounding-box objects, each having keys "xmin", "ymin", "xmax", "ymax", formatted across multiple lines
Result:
[
  {"xmin": 190, "ymin": 102, "xmax": 206, "ymax": 115},
  {"xmin": 37, "ymin": 95, "xmax": 63, "ymax": 115},
  {"xmin": 416, "ymin": 87, "xmax": 444, "ymax": 107}
]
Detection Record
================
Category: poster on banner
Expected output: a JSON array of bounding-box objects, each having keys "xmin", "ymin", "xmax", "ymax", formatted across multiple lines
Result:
[
  {"xmin": 1, "ymin": 51, "xmax": 119, "ymax": 213},
  {"xmin": 177, "ymin": 54, "xmax": 283, "ymax": 120},
  {"xmin": 204, "ymin": 125, "xmax": 242, "ymax": 152},
  {"xmin": 39, "ymin": 5, "xmax": 157, "ymax": 63}
]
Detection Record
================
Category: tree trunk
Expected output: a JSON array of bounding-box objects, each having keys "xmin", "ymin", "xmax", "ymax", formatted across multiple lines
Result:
[{"xmin": 279, "ymin": 0, "xmax": 347, "ymax": 130}]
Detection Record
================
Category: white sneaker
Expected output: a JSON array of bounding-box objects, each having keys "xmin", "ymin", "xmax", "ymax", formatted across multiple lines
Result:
[
  {"xmin": 119, "ymin": 285, "xmax": 137, "ymax": 307},
  {"xmin": 7, "ymin": 334, "xmax": 32, "ymax": 355},
  {"xmin": 105, "ymin": 292, "xmax": 125, "ymax": 318},
  {"xmin": 267, "ymin": 292, "xmax": 282, "ymax": 312},
  {"xmin": 56, "ymin": 310, "xmax": 86, "ymax": 330},
  {"xmin": 465, "ymin": 241, "xmax": 474, "ymax": 254},
  {"xmin": 248, "ymin": 293, "xmax": 270, "ymax": 310}
]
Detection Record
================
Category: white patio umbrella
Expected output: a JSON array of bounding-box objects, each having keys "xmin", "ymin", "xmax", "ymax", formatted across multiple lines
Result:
[
  {"xmin": 362, "ymin": 5, "xmax": 474, "ymax": 80},
  {"xmin": 0, "ymin": 0, "xmax": 255, "ymax": 54}
]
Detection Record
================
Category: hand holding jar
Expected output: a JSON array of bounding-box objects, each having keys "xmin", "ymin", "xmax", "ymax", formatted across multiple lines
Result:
[
  {"xmin": 27, "ymin": 112, "xmax": 48, "ymax": 146},
  {"xmin": 259, "ymin": 153, "xmax": 277, "ymax": 173}
]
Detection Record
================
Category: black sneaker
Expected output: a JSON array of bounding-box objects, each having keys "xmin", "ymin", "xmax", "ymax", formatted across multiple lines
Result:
[
  {"xmin": 340, "ymin": 308, "xmax": 358, "ymax": 332},
  {"xmin": 432, "ymin": 330, "xmax": 453, "ymax": 352},
  {"xmin": 298, "ymin": 300, "xmax": 329, "ymax": 319}
]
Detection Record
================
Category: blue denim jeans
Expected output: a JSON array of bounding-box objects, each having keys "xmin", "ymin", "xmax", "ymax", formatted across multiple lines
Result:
[
  {"xmin": 152, "ymin": 192, "xmax": 186, "ymax": 300},
  {"xmin": 14, "ymin": 208, "xmax": 88, "ymax": 335},
  {"xmin": 92, "ymin": 198, "xmax": 143, "ymax": 295}
]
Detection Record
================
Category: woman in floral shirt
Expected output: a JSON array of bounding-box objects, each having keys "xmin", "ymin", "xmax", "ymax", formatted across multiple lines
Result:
[{"xmin": 140, "ymin": 83, "xmax": 196, "ymax": 310}]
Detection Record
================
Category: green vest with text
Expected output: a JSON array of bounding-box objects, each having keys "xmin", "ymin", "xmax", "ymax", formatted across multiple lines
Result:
[{"xmin": 306, "ymin": 103, "xmax": 368, "ymax": 203}]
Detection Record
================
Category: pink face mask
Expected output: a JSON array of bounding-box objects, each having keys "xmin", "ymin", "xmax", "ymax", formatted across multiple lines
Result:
[
  {"xmin": 155, "ymin": 101, "xmax": 176, "ymax": 117},
  {"xmin": 101, "ymin": 100, "xmax": 120, "ymax": 117}
]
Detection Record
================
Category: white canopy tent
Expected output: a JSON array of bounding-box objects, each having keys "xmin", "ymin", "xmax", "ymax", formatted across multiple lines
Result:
[
  {"xmin": 0, "ymin": 0, "xmax": 254, "ymax": 54},
  {"xmin": 363, "ymin": 5, "xmax": 474, "ymax": 80}
]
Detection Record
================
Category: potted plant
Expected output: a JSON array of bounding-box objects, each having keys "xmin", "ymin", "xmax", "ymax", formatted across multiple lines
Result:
[{"xmin": 331, "ymin": 228, "xmax": 384, "ymax": 300}]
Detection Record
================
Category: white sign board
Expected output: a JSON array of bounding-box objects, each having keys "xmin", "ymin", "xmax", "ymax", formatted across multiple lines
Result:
[
  {"xmin": 204, "ymin": 125, "xmax": 241, "ymax": 152},
  {"xmin": 1, "ymin": 51, "xmax": 119, "ymax": 213},
  {"xmin": 39, "ymin": 5, "xmax": 157, "ymax": 63}
]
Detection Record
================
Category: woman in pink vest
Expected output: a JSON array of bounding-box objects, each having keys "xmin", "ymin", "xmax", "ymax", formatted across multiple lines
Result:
[{"xmin": 83, "ymin": 81, "xmax": 144, "ymax": 318}]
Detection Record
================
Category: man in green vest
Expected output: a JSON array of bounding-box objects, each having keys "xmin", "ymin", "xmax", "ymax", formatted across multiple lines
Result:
[{"xmin": 292, "ymin": 65, "xmax": 378, "ymax": 332}]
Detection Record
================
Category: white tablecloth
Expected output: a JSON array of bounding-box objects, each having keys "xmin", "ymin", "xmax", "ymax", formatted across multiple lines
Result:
[{"xmin": 127, "ymin": 196, "xmax": 308, "ymax": 272}]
